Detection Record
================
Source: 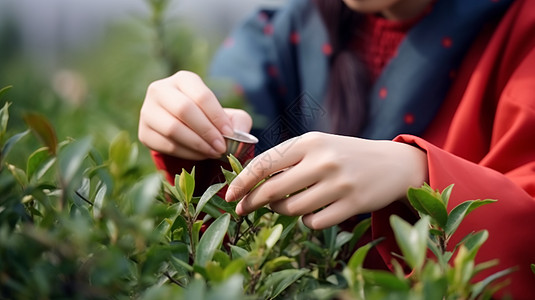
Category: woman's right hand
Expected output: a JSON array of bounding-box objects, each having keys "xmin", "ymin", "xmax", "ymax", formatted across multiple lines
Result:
[{"xmin": 138, "ymin": 70, "xmax": 253, "ymax": 160}]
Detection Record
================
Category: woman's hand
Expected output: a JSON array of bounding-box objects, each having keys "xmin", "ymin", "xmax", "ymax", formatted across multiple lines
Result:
[
  {"xmin": 138, "ymin": 70, "xmax": 253, "ymax": 160},
  {"xmin": 225, "ymin": 132, "xmax": 428, "ymax": 230}
]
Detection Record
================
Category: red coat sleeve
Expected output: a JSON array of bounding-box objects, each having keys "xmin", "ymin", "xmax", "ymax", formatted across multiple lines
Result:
[{"xmin": 372, "ymin": 2, "xmax": 535, "ymax": 297}]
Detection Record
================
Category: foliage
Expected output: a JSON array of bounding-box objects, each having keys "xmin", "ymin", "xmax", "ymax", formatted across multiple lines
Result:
[{"xmin": 0, "ymin": 100, "xmax": 516, "ymax": 299}]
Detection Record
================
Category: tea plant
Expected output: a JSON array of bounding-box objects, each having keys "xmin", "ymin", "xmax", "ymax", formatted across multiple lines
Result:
[{"xmin": 0, "ymin": 96, "xmax": 517, "ymax": 299}]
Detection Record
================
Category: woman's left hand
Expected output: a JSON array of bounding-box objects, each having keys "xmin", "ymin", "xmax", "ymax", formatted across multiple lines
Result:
[{"xmin": 225, "ymin": 132, "xmax": 428, "ymax": 229}]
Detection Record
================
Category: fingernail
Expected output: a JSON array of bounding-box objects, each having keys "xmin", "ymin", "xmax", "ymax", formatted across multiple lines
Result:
[
  {"xmin": 212, "ymin": 138, "xmax": 226, "ymax": 154},
  {"xmin": 222, "ymin": 125, "xmax": 234, "ymax": 136}
]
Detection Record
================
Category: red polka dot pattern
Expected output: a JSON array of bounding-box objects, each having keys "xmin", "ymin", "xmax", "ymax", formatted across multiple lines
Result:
[
  {"xmin": 322, "ymin": 43, "xmax": 333, "ymax": 55},
  {"xmin": 379, "ymin": 87, "xmax": 388, "ymax": 99},
  {"xmin": 290, "ymin": 32, "xmax": 300, "ymax": 45},
  {"xmin": 442, "ymin": 37, "xmax": 453, "ymax": 48},
  {"xmin": 404, "ymin": 113, "xmax": 415, "ymax": 124}
]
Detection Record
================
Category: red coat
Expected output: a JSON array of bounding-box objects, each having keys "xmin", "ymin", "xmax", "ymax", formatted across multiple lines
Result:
[
  {"xmin": 151, "ymin": 0, "xmax": 535, "ymax": 298},
  {"xmin": 374, "ymin": 0, "xmax": 535, "ymax": 298}
]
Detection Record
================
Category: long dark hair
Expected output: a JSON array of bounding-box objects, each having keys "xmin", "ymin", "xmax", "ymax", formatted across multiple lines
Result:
[{"xmin": 313, "ymin": 0, "xmax": 370, "ymax": 136}]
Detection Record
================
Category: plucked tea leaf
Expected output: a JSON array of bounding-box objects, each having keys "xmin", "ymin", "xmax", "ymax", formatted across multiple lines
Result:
[
  {"xmin": 23, "ymin": 113, "xmax": 58, "ymax": 155},
  {"xmin": 195, "ymin": 213, "xmax": 230, "ymax": 267},
  {"xmin": 407, "ymin": 187, "xmax": 448, "ymax": 228}
]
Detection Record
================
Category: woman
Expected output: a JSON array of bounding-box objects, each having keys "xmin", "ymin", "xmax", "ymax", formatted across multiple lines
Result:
[{"xmin": 138, "ymin": 0, "xmax": 535, "ymax": 298}]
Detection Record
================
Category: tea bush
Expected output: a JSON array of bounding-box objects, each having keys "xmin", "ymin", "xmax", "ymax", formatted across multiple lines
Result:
[{"xmin": 0, "ymin": 94, "xmax": 518, "ymax": 299}]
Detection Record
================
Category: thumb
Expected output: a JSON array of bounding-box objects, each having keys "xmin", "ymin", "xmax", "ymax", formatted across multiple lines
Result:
[{"xmin": 224, "ymin": 108, "xmax": 253, "ymax": 133}]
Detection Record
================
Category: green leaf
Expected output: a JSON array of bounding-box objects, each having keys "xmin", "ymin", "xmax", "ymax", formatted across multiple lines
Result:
[
  {"xmin": 209, "ymin": 274, "xmax": 244, "ymax": 300},
  {"xmin": 229, "ymin": 245, "xmax": 249, "ymax": 260},
  {"xmin": 57, "ymin": 136, "xmax": 92, "ymax": 183},
  {"xmin": 26, "ymin": 147, "xmax": 55, "ymax": 181},
  {"xmin": 461, "ymin": 230, "xmax": 489, "ymax": 261},
  {"xmin": 265, "ymin": 224, "xmax": 283, "ymax": 249},
  {"xmin": 227, "ymin": 154, "xmax": 243, "ymax": 174},
  {"xmin": 222, "ymin": 259, "xmax": 246, "ymax": 280},
  {"xmin": 407, "ymin": 187, "xmax": 448, "ymax": 228},
  {"xmin": 0, "ymin": 101, "xmax": 11, "ymax": 141},
  {"xmin": 163, "ymin": 180, "xmax": 182, "ymax": 203},
  {"xmin": 92, "ymin": 183, "xmax": 107, "ymax": 219},
  {"xmin": 1, "ymin": 130, "xmax": 29, "ymax": 164},
  {"xmin": 220, "ymin": 167, "xmax": 237, "ymax": 186},
  {"xmin": 130, "ymin": 173, "xmax": 162, "ymax": 215},
  {"xmin": 7, "ymin": 164, "xmax": 27, "ymax": 187},
  {"xmin": 195, "ymin": 213, "xmax": 231, "ymax": 267},
  {"xmin": 390, "ymin": 215, "xmax": 429, "ymax": 270},
  {"xmin": 470, "ymin": 266, "xmax": 516, "ymax": 299},
  {"xmin": 209, "ymin": 195, "xmax": 239, "ymax": 219},
  {"xmin": 108, "ymin": 131, "xmax": 136, "ymax": 174},
  {"xmin": 440, "ymin": 184, "xmax": 454, "ymax": 207},
  {"xmin": 23, "ymin": 113, "xmax": 58, "ymax": 155},
  {"xmin": 445, "ymin": 199, "xmax": 496, "ymax": 237},
  {"xmin": 195, "ymin": 182, "xmax": 225, "ymax": 219},
  {"xmin": 173, "ymin": 173, "xmax": 187, "ymax": 204},
  {"xmin": 192, "ymin": 220, "xmax": 203, "ymax": 250},
  {"xmin": 335, "ymin": 231, "xmax": 354, "ymax": 250},
  {"xmin": 171, "ymin": 214, "xmax": 188, "ymax": 241},
  {"xmin": 347, "ymin": 238, "xmax": 384, "ymax": 271},
  {"xmin": 262, "ymin": 256, "xmax": 294, "ymax": 274},
  {"xmin": 275, "ymin": 214, "xmax": 299, "ymax": 242},
  {"xmin": 349, "ymin": 218, "xmax": 371, "ymax": 251},
  {"xmin": 531, "ymin": 264, "xmax": 535, "ymax": 275},
  {"xmin": 179, "ymin": 167, "xmax": 195, "ymax": 205},
  {"xmin": 361, "ymin": 269, "xmax": 410, "ymax": 291},
  {"xmin": 0, "ymin": 86, "xmax": 11, "ymax": 98},
  {"xmin": 258, "ymin": 269, "xmax": 308, "ymax": 299}
]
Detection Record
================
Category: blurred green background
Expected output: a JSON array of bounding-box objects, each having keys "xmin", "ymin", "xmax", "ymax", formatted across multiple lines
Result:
[{"xmin": 0, "ymin": 0, "xmax": 269, "ymax": 171}]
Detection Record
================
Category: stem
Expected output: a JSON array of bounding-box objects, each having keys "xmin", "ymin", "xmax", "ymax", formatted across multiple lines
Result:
[{"xmin": 164, "ymin": 271, "xmax": 186, "ymax": 288}]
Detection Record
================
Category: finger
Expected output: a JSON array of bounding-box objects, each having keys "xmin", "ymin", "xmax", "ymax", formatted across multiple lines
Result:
[
  {"xmin": 224, "ymin": 108, "xmax": 253, "ymax": 133},
  {"xmin": 173, "ymin": 71, "xmax": 234, "ymax": 136},
  {"xmin": 138, "ymin": 127, "xmax": 215, "ymax": 160},
  {"xmin": 268, "ymin": 181, "xmax": 342, "ymax": 216},
  {"xmin": 234, "ymin": 163, "xmax": 322, "ymax": 215},
  {"xmin": 302, "ymin": 198, "xmax": 359, "ymax": 230},
  {"xmin": 140, "ymin": 105, "xmax": 220, "ymax": 158},
  {"xmin": 155, "ymin": 86, "xmax": 227, "ymax": 154},
  {"xmin": 226, "ymin": 136, "xmax": 305, "ymax": 202}
]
